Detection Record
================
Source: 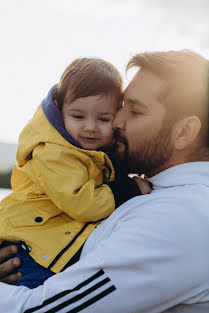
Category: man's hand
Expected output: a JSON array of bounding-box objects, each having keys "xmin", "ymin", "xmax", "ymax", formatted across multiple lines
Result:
[
  {"xmin": 0, "ymin": 245, "xmax": 22, "ymax": 284},
  {"xmin": 133, "ymin": 176, "xmax": 152, "ymax": 195}
]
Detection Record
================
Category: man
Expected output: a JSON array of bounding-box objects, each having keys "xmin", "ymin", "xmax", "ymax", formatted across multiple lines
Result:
[{"xmin": 0, "ymin": 49, "xmax": 209, "ymax": 313}]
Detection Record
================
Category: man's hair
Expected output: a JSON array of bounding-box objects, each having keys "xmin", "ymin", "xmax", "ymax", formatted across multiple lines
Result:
[
  {"xmin": 126, "ymin": 50, "xmax": 209, "ymax": 102},
  {"xmin": 54, "ymin": 58, "xmax": 123, "ymax": 109},
  {"xmin": 126, "ymin": 49, "xmax": 209, "ymax": 76},
  {"xmin": 127, "ymin": 49, "xmax": 209, "ymax": 147}
]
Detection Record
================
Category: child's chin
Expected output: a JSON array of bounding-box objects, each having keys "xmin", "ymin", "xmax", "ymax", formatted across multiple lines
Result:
[{"xmin": 81, "ymin": 144, "xmax": 99, "ymax": 151}]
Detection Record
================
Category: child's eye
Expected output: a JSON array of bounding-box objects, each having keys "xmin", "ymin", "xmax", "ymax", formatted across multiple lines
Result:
[
  {"xmin": 72, "ymin": 115, "xmax": 84, "ymax": 119},
  {"xmin": 99, "ymin": 118, "xmax": 111, "ymax": 122}
]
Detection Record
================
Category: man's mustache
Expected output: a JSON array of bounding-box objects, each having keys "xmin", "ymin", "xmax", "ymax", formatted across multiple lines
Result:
[{"xmin": 114, "ymin": 129, "xmax": 128, "ymax": 146}]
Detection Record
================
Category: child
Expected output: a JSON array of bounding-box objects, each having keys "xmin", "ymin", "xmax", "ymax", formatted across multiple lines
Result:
[{"xmin": 0, "ymin": 58, "xmax": 142, "ymax": 288}]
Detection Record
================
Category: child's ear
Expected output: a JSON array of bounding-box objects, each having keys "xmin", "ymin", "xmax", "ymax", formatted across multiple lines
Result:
[{"xmin": 173, "ymin": 116, "xmax": 201, "ymax": 150}]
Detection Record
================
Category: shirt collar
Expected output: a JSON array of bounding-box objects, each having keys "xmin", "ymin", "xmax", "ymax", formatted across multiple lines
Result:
[{"xmin": 149, "ymin": 162, "xmax": 209, "ymax": 189}]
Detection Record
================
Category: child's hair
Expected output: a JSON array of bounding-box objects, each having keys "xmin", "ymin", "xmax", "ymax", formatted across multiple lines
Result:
[{"xmin": 54, "ymin": 58, "xmax": 123, "ymax": 110}]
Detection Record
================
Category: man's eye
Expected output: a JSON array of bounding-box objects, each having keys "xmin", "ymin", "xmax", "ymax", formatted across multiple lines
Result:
[
  {"xmin": 72, "ymin": 115, "xmax": 84, "ymax": 119},
  {"xmin": 99, "ymin": 118, "xmax": 111, "ymax": 122},
  {"xmin": 131, "ymin": 111, "xmax": 140, "ymax": 115}
]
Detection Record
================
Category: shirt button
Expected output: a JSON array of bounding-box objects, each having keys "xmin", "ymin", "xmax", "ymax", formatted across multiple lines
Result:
[
  {"xmin": 65, "ymin": 231, "xmax": 70, "ymax": 235},
  {"xmin": 41, "ymin": 255, "xmax": 47, "ymax": 260},
  {"xmin": 35, "ymin": 216, "xmax": 43, "ymax": 223}
]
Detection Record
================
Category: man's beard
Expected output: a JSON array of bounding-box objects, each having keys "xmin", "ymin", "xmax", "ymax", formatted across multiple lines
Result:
[{"xmin": 113, "ymin": 124, "xmax": 174, "ymax": 176}]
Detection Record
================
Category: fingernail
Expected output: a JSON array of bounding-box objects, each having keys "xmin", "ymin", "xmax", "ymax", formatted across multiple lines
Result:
[
  {"xmin": 17, "ymin": 272, "xmax": 23, "ymax": 278},
  {"xmin": 11, "ymin": 245, "xmax": 18, "ymax": 254},
  {"xmin": 13, "ymin": 258, "xmax": 21, "ymax": 267}
]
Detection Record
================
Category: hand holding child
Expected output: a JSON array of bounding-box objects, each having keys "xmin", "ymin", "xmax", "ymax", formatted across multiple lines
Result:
[{"xmin": 133, "ymin": 175, "xmax": 152, "ymax": 195}]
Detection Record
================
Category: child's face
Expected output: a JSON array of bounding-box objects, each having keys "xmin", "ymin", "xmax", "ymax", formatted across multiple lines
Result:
[{"xmin": 62, "ymin": 94, "xmax": 119, "ymax": 150}]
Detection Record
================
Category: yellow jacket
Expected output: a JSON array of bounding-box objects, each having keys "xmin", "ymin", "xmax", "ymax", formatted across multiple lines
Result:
[{"xmin": 0, "ymin": 102, "xmax": 115, "ymax": 273}]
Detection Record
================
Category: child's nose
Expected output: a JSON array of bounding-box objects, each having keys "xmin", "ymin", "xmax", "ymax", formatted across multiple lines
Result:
[{"xmin": 83, "ymin": 119, "xmax": 96, "ymax": 131}]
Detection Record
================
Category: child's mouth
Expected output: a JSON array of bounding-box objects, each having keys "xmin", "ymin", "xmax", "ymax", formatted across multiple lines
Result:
[{"xmin": 81, "ymin": 137, "xmax": 99, "ymax": 142}]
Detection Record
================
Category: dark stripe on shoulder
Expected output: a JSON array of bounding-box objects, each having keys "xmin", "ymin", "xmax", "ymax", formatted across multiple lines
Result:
[
  {"xmin": 24, "ymin": 269, "xmax": 105, "ymax": 313},
  {"xmin": 66, "ymin": 286, "xmax": 116, "ymax": 313},
  {"xmin": 59, "ymin": 286, "xmax": 116, "ymax": 313},
  {"xmin": 44, "ymin": 277, "xmax": 111, "ymax": 313}
]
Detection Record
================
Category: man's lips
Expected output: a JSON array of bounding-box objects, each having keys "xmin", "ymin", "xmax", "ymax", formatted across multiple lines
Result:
[{"xmin": 114, "ymin": 131, "xmax": 127, "ymax": 145}]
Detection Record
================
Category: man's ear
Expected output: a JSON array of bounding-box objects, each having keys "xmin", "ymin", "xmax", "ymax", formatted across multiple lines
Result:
[{"xmin": 173, "ymin": 116, "xmax": 201, "ymax": 150}]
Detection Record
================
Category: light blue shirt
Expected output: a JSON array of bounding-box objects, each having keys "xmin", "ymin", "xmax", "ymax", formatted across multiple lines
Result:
[{"xmin": 1, "ymin": 162, "xmax": 209, "ymax": 313}]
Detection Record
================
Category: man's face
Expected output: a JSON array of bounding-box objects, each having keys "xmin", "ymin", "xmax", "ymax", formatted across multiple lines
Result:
[{"xmin": 113, "ymin": 69, "xmax": 174, "ymax": 176}]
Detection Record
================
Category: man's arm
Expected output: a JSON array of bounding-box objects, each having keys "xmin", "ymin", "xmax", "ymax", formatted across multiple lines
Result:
[
  {"xmin": 0, "ymin": 198, "xmax": 208, "ymax": 313},
  {"xmin": 0, "ymin": 245, "xmax": 22, "ymax": 284}
]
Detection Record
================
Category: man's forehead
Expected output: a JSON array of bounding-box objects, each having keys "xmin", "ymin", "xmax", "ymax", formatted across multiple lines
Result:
[{"xmin": 124, "ymin": 69, "xmax": 165, "ymax": 102}]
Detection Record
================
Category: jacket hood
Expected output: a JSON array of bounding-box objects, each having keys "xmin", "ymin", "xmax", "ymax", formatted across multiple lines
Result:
[
  {"xmin": 16, "ymin": 86, "xmax": 82, "ymax": 165},
  {"xmin": 42, "ymin": 85, "xmax": 82, "ymax": 149}
]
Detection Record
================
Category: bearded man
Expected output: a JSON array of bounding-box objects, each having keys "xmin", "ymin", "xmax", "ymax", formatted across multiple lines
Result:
[{"xmin": 0, "ymin": 50, "xmax": 209, "ymax": 313}]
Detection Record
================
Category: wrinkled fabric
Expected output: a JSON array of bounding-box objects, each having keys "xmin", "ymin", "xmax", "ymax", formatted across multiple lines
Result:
[
  {"xmin": 0, "ymin": 98, "xmax": 115, "ymax": 273},
  {"xmin": 0, "ymin": 162, "xmax": 209, "ymax": 312}
]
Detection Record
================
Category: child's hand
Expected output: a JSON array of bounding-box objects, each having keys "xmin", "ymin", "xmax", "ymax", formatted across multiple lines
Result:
[{"xmin": 133, "ymin": 176, "xmax": 152, "ymax": 195}]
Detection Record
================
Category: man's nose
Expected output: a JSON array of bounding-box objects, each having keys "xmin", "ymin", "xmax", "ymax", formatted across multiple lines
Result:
[{"xmin": 113, "ymin": 107, "xmax": 126, "ymax": 130}]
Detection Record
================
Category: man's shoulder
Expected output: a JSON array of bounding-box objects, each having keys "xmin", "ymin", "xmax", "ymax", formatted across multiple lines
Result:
[
  {"xmin": 116, "ymin": 183, "xmax": 209, "ymax": 238},
  {"xmin": 122, "ymin": 181, "xmax": 209, "ymax": 210}
]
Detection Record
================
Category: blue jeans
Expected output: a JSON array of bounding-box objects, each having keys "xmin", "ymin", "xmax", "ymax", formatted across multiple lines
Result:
[{"xmin": 1, "ymin": 241, "xmax": 54, "ymax": 289}]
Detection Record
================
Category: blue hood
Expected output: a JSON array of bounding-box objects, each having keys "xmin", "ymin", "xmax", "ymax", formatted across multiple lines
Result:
[{"xmin": 41, "ymin": 85, "xmax": 82, "ymax": 148}]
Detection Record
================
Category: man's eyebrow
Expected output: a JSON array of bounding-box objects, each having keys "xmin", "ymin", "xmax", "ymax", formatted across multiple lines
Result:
[{"xmin": 125, "ymin": 97, "xmax": 147, "ymax": 108}]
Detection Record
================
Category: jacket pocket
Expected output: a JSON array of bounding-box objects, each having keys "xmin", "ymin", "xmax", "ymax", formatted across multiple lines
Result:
[{"xmin": 9, "ymin": 206, "xmax": 63, "ymax": 228}]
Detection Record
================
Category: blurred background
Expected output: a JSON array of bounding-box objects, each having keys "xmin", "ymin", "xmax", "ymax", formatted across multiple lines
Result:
[{"xmin": 0, "ymin": 0, "xmax": 208, "ymax": 197}]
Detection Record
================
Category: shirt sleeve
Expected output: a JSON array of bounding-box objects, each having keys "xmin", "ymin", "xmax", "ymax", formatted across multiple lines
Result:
[
  {"xmin": 31, "ymin": 143, "xmax": 115, "ymax": 222},
  {"xmin": 0, "ymin": 197, "xmax": 208, "ymax": 313}
]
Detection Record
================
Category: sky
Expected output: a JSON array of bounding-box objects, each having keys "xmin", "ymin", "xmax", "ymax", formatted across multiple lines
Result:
[{"xmin": 0, "ymin": 0, "xmax": 209, "ymax": 143}]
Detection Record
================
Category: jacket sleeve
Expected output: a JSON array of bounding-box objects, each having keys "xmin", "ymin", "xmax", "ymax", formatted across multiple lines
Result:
[
  {"xmin": 106, "ymin": 176, "xmax": 140, "ymax": 208},
  {"xmin": 0, "ymin": 198, "xmax": 208, "ymax": 313},
  {"xmin": 106, "ymin": 155, "xmax": 141, "ymax": 208},
  {"xmin": 31, "ymin": 143, "xmax": 115, "ymax": 222}
]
